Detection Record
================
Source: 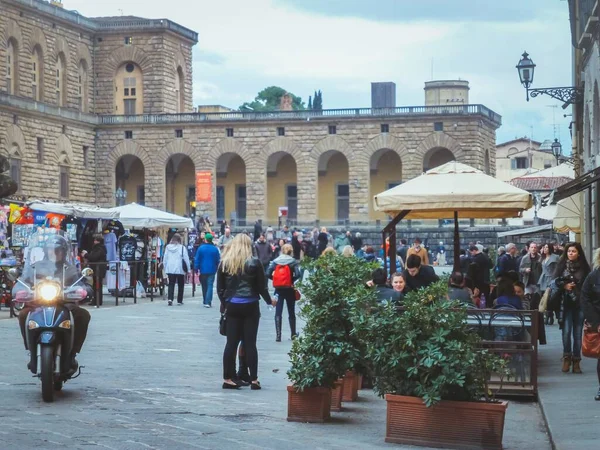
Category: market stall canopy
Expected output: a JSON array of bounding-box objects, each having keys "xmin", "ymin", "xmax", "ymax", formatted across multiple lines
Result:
[
  {"xmin": 373, "ymin": 162, "xmax": 533, "ymax": 219},
  {"xmin": 27, "ymin": 201, "xmax": 120, "ymax": 219},
  {"xmin": 553, "ymin": 192, "xmax": 582, "ymax": 233},
  {"xmin": 108, "ymin": 203, "xmax": 194, "ymax": 229}
]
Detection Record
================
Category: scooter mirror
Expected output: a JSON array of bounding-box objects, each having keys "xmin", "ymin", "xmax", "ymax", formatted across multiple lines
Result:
[
  {"xmin": 81, "ymin": 268, "xmax": 94, "ymax": 278},
  {"xmin": 7, "ymin": 268, "xmax": 19, "ymax": 282}
]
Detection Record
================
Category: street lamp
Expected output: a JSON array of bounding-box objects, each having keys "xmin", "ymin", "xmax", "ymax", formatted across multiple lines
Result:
[
  {"xmin": 551, "ymin": 138, "xmax": 562, "ymax": 165},
  {"xmin": 516, "ymin": 51, "xmax": 583, "ymax": 109},
  {"xmin": 114, "ymin": 187, "xmax": 127, "ymax": 206}
]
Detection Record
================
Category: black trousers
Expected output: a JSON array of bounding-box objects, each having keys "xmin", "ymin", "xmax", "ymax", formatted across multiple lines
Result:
[
  {"xmin": 19, "ymin": 306, "xmax": 91, "ymax": 354},
  {"xmin": 93, "ymin": 274, "xmax": 104, "ymax": 306},
  {"xmin": 223, "ymin": 301, "xmax": 260, "ymax": 381},
  {"xmin": 167, "ymin": 274, "xmax": 185, "ymax": 303}
]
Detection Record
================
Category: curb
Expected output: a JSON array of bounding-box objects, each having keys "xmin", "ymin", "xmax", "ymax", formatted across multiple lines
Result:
[{"xmin": 537, "ymin": 389, "xmax": 557, "ymax": 450}]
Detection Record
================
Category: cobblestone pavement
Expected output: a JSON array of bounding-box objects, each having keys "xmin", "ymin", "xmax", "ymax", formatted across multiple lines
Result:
[{"xmin": 0, "ymin": 287, "xmax": 551, "ymax": 449}]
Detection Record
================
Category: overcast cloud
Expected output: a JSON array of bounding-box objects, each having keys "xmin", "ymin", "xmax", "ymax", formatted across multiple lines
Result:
[{"xmin": 64, "ymin": 0, "xmax": 573, "ymax": 144}]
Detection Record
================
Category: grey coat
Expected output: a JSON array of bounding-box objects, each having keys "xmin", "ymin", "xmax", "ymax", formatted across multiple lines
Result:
[
  {"xmin": 519, "ymin": 253, "xmax": 543, "ymax": 287},
  {"xmin": 538, "ymin": 253, "xmax": 559, "ymax": 291}
]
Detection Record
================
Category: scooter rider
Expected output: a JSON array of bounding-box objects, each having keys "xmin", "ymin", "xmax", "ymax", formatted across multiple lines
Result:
[{"xmin": 16, "ymin": 235, "xmax": 91, "ymax": 369}]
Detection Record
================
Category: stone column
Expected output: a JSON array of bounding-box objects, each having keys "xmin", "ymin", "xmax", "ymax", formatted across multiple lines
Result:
[
  {"xmin": 348, "ymin": 158, "xmax": 370, "ymax": 222},
  {"xmin": 145, "ymin": 164, "xmax": 164, "ymax": 209},
  {"xmin": 245, "ymin": 160, "xmax": 265, "ymax": 224},
  {"xmin": 297, "ymin": 157, "xmax": 317, "ymax": 223}
]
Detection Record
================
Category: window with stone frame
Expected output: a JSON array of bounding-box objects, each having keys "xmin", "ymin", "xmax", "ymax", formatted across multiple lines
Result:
[
  {"xmin": 10, "ymin": 158, "xmax": 21, "ymax": 192},
  {"xmin": 83, "ymin": 146, "xmax": 89, "ymax": 168},
  {"xmin": 31, "ymin": 47, "xmax": 43, "ymax": 101},
  {"xmin": 55, "ymin": 53, "xmax": 67, "ymax": 107},
  {"xmin": 115, "ymin": 63, "xmax": 143, "ymax": 115},
  {"xmin": 78, "ymin": 60, "xmax": 89, "ymax": 112},
  {"xmin": 37, "ymin": 137, "xmax": 44, "ymax": 163},
  {"xmin": 6, "ymin": 39, "xmax": 16, "ymax": 95},
  {"xmin": 59, "ymin": 166, "xmax": 70, "ymax": 199}
]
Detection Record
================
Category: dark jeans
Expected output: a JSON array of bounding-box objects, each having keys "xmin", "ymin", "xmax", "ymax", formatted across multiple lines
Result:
[
  {"xmin": 167, "ymin": 274, "xmax": 185, "ymax": 303},
  {"xmin": 19, "ymin": 306, "xmax": 91, "ymax": 354},
  {"xmin": 562, "ymin": 306, "xmax": 584, "ymax": 357},
  {"xmin": 223, "ymin": 301, "xmax": 260, "ymax": 381},
  {"xmin": 275, "ymin": 288, "xmax": 296, "ymax": 320},
  {"xmin": 200, "ymin": 273, "xmax": 215, "ymax": 306}
]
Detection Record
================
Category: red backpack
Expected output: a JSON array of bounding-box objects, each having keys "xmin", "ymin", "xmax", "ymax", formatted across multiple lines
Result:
[{"xmin": 272, "ymin": 264, "xmax": 293, "ymax": 288}]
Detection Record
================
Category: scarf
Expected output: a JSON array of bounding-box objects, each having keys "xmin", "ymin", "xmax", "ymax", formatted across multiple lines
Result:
[{"xmin": 565, "ymin": 259, "xmax": 582, "ymax": 282}]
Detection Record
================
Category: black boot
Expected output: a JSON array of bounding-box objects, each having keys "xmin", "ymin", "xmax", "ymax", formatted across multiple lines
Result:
[
  {"xmin": 289, "ymin": 316, "xmax": 298, "ymax": 340},
  {"xmin": 275, "ymin": 316, "xmax": 282, "ymax": 342}
]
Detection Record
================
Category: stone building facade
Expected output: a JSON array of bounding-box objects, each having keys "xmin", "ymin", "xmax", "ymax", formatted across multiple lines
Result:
[{"xmin": 0, "ymin": 0, "xmax": 502, "ymax": 226}]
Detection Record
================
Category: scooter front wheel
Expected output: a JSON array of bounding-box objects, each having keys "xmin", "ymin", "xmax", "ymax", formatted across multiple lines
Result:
[{"xmin": 40, "ymin": 346, "xmax": 55, "ymax": 402}]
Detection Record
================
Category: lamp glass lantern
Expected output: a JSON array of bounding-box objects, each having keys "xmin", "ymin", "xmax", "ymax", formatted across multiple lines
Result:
[
  {"xmin": 551, "ymin": 138, "xmax": 562, "ymax": 162},
  {"xmin": 516, "ymin": 51, "xmax": 536, "ymax": 89}
]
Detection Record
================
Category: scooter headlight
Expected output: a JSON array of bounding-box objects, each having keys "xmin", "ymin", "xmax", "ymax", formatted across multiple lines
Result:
[
  {"xmin": 28, "ymin": 320, "xmax": 39, "ymax": 330},
  {"xmin": 38, "ymin": 282, "xmax": 60, "ymax": 302},
  {"xmin": 58, "ymin": 320, "xmax": 71, "ymax": 329}
]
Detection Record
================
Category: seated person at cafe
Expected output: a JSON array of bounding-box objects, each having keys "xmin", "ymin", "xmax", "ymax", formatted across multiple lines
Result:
[
  {"xmin": 493, "ymin": 279, "xmax": 523, "ymax": 310},
  {"xmin": 403, "ymin": 254, "xmax": 439, "ymax": 292},
  {"xmin": 513, "ymin": 281, "xmax": 530, "ymax": 309},
  {"xmin": 368, "ymin": 268, "xmax": 402, "ymax": 304},
  {"xmin": 447, "ymin": 271, "xmax": 474, "ymax": 305}
]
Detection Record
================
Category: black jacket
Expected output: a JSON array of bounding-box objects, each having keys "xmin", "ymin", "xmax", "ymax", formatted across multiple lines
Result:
[
  {"xmin": 254, "ymin": 240, "xmax": 272, "ymax": 267},
  {"xmin": 217, "ymin": 257, "xmax": 272, "ymax": 306},
  {"xmin": 403, "ymin": 265, "xmax": 439, "ymax": 291},
  {"xmin": 581, "ymin": 269, "xmax": 600, "ymax": 328},
  {"xmin": 87, "ymin": 243, "xmax": 107, "ymax": 279},
  {"xmin": 291, "ymin": 235, "xmax": 302, "ymax": 260}
]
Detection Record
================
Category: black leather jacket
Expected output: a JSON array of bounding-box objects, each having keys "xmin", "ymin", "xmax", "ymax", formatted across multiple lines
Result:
[
  {"xmin": 581, "ymin": 268, "xmax": 600, "ymax": 328},
  {"xmin": 217, "ymin": 257, "xmax": 272, "ymax": 306}
]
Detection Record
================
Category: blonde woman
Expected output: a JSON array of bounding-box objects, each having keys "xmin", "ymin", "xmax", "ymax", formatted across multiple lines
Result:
[
  {"xmin": 341, "ymin": 245, "xmax": 354, "ymax": 258},
  {"xmin": 217, "ymin": 234, "xmax": 275, "ymax": 390}
]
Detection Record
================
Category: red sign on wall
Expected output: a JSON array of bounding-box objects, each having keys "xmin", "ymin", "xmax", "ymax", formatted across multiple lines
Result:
[{"xmin": 195, "ymin": 171, "xmax": 212, "ymax": 203}]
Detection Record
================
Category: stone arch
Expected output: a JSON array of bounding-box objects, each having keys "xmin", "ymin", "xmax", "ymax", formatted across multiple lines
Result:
[
  {"xmin": 25, "ymin": 26, "xmax": 48, "ymax": 56},
  {"xmin": 310, "ymin": 135, "xmax": 353, "ymax": 162},
  {"xmin": 156, "ymin": 139, "xmax": 201, "ymax": 168},
  {"xmin": 173, "ymin": 50, "xmax": 187, "ymax": 71},
  {"xmin": 103, "ymin": 46, "xmax": 153, "ymax": 76},
  {"xmin": 258, "ymin": 137, "xmax": 303, "ymax": 167},
  {"xmin": 76, "ymin": 42, "xmax": 92, "ymax": 66},
  {"xmin": 2, "ymin": 19, "xmax": 23, "ymax": 46},
  {"xmin": 363, "ymin": 134, "xmax": 409, "ymax": 164},
  {"xmin": 107, "ymin": 140, "xmax": 152, "ymax": 170},
  {"xmin": 205, "ymin": 138, "xmax": 253, "ymax": 170},
  {"xmin": 55, "ymin": 134, "xmax": 74, "ymax": 165},
  {"xmin": 4, "ymin": 124, "xmax": 26, "ymax": 158},
  {"xmin": 414, "ymin": 132, "xmax": 463, "ymax": 162},
  {"xmin": 52, "ymin": 36, "xmax": 70, "ymax": 62}
]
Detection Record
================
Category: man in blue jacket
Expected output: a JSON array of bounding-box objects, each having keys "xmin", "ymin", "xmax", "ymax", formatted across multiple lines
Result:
[{"xmin": 194, "ymin": 233, "xmax": 221, "ymax": 308}]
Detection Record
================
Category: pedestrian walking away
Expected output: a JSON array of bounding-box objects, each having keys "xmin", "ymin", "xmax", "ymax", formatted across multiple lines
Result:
[
  {"xmin": 163, "ymin": 233, "xmax": 190, "ymax": 306},
  {"xmin": 85, "ymin": 234, "xmax": 107, "ymax": 306},
  {"xmin": 195, "ymin": 232, "xmax": 220, "ymax": 308},
  {"xmin": 580, "ymin": 248, "xmax": 600, "ymax": 400},
  {"xmin": 551, "ymin": 242, "xmax": 591, "ymax": 374},
  {"xmin": 267, "ymin": 244, "xmax": 302, "ymax": 342},
  {"xmin": 217, "ymin": 234, "xmax": 275, "ymax": 390}
]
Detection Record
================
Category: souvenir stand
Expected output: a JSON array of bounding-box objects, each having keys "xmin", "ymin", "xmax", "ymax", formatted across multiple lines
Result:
[{"xmin": 107, "ymin": 203, "xmax": 195, "ymax": 303}]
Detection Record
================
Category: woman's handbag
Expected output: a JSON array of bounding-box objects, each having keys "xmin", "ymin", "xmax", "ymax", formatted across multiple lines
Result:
[
  {"xmin": 219, "ymin": 310, "xmax": 227, "ymax": 336},
  {"xmin": 538, "ymin": 288, "xmax": 550, "ymax": 312},
  {"xmin": 294, "ymin": 289, "xmax": 301, "ymax": 301},
  {"xmin": 181, "ymin": 246, "xmax": 189, "ymax": 273},
  {"xmin": 582, "ymin": 323, "xmax": 600, "ymax": 358}
]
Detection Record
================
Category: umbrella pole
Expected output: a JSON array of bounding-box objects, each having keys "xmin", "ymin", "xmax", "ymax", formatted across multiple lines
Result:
[
  {"xmin": 382, "ymin": 210, "xmax": 410, "ymax": 276},
  {"xmin": 453, "ymin": 211, "xmax": 460, "ymax": 273}
]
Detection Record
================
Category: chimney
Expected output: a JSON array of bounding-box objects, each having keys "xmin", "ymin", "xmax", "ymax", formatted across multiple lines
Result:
[{"xmin": 371, "ymin": 82, "xmax": 396, "ymax": 108}]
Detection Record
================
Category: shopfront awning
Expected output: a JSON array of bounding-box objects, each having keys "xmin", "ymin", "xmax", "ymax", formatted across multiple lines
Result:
[{"xmin": 553, "ymin": 165, "xmax": 600, "ymax": 202}]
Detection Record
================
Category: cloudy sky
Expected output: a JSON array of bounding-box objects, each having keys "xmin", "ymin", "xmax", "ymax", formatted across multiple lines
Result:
[{"xmin": 65, "ymin": 0, "xmax": 573, "ymax": 144}]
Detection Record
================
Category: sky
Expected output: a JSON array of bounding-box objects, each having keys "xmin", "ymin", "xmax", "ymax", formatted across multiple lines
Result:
[{"xmin": 63, "ymin": 0, "xmax": 574, "ymax": 145}]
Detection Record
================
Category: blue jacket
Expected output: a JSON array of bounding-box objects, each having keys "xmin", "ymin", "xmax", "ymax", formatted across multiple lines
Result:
[{"xmin": 194, "ymin": 243, "xmax": 220, "ymax": 274}]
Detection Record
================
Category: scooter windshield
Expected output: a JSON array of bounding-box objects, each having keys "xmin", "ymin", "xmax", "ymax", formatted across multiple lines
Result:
[{"xmin": 24, "ymin": 230, "xmax": 74, "ymax": 276}]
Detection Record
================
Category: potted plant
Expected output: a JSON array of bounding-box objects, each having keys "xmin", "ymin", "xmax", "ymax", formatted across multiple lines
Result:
[
  {"xmin": 287, "ymin": 254, "xmax": 377, "ymax": 421},
  {"xmin": 365, "ymin": 281, "xmax": 510, "ymax": 449}
]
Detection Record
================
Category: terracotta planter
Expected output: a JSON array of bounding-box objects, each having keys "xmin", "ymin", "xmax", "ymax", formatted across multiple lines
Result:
[
  {"xmin": 342, "ymin": 371, "xmax": 359, "ymax": 402},
  {"xmin": 330, "ymin": 379, "xmax": 344, "ymax": 412},
  {"xmin": 287, "ymin": 385, "xmax": 331, "ymax": 423},
  {"xmin": 385, "ymin": 394, "xmax": 508, "ymax": 449}
]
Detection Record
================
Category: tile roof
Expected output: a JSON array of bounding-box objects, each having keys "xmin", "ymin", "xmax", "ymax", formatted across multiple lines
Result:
[{"xmin": 509, "ymin": 176, "xmax": 573, "ymax": 191}]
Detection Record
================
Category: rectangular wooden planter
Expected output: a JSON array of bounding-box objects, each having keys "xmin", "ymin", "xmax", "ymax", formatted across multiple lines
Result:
[
  {"xmin": 330, "ymin": 379, "xmax": 344, "ymax": 412},
  {"xmin": 287, "ymin": 385, "xmax": 331, "ymax": 423},
  {"xmin": 342, "ymin": 371, "xmax": 358, "ymax": 402},
  {"xmin": 385, "ymin": 394, "xmax": 508, "ymax": 450}
]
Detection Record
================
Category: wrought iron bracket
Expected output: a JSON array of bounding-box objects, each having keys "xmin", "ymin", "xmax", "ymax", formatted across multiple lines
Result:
[{"xmin": 527, "ymin": 87, "xmax": 583, "ymax": 109}]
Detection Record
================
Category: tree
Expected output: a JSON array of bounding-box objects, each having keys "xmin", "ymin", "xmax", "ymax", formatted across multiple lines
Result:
[
  {"xmin": 307, "ymin": 95, "xmax": 313, "ymax": 110},
  {"xmin": 239, "ymin": 86, "xmax": 305, "ymax": 111},
  {"xmin": 313, "ymin": 90, "xmax": 323, "ymax": 111}
]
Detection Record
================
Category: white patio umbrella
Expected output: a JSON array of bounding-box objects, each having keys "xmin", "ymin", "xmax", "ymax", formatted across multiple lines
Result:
[{"xmin": 109, "ymin": 203, "xmax": 194, "ymax": 229}]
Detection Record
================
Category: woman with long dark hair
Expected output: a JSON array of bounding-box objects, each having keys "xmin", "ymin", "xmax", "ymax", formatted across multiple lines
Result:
[
  {"xmin": 552, "ymin": 242, "xmax": 591, "ymax": 374},
  {"xmin": 217, "ymin": 234, "xmax": 275, "ymax": 390},
  {"xmin": 581, "ymin": 248, "xmax": 600, "ymax": 400},
  {"xmin": 539, "ymin": 242, "xmax": 560, "ymax": 324}
]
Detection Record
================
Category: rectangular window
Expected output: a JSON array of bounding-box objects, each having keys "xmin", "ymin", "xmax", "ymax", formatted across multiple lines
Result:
[
  {"xmin": 381, "ymin": 124, "xmax": 389, "ymax": 133},
  {"xmin": 513, "ymin": 157, "xmax": 528, "ymax": 169},
  {"xmin": 286, "ymin": 184, "xmax": 298, "ymax": 220},
  {"xmin": 83, "ymin": 146, "xmax": 89, "ymax": 168},
  {"xmin": 336, "ymin": 184, "xmax": 349, "ymax": 222},
  {"xmin": 236, "ymin": 185, "xmax": 247, "ymax": 225},
  {"xmin": 124, "ymin": 99, "xmax": 136, "ymax": 115},
  {"xmin": 226, "ymin": 128, "xmax": 234, "ymax": 137},
  {"xmin": 124, "ymin": 37, "xmax": 133, "ymax": 45},
  {"xmin": 216, "ymin": 186, "xmax": 225, "ymax": 221},
  {"xmin": 59, "ymin": 166, "xmax": 69, "ymax": 198},
  {"xmin": 328, "ymin": 125, "xmax": 337, "ymax": 135},
  {"xmin": 277, "ymin": 127, "xmax": 285, "ymax": 136},
  {"xmin": 387, "ymin": 181, "xmax": 401, "ymax": 190},
  {"xmin": 32, "ymin": 73, "xmax": 36, "ymax": 82},
  {"xmin": 434, "ymin": 122, "xmax": 444, "ymax": 131},
  {"xmin": 124, "ymin": 88, "xmax": 129, "ymax": 96},
  {"xmin": 175, "ymin": 129, "xmax": 183, "ymax": 138},
  {"xmin": 10, "ymin": 159, "xmax": 21, "ymax": 191},
  {"xmin": 137, "ymin": 185, "xmax": 145, "ymax": 205},
  {"xmin": 124, "ymin": 130, "xmax": 133, "ymax": 139},
  {"xmin": 130, "ymin": 88, "xmax": 136, "ymax": 96},
  {"xmin": 37, "ymin": 137, "xmax": 44, "ymax": 163}
]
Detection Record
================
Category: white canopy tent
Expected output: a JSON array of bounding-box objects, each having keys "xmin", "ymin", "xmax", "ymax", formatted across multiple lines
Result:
[
  {"xmin": 108, "ymin": 203, "xmax": 194, "ymax": 229},
  {"xmin": 27, "ymin": 201, "xmax": 120, "ymax": 219},
  {"xmin": 373, "ymin": 162, "xmax": 533, "ymax": 272},
  {"xmin": 553, "ymin": 192, "xmax": 582, "ymax": 234}
]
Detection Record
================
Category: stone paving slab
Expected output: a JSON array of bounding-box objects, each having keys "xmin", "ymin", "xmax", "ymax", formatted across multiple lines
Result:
[{"xmin": 0, "ymin": 289, "xmax": 551, "ymax": 449}]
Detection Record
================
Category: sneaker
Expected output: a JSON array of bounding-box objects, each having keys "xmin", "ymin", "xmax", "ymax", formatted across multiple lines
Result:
[
  {"xmin": 168, "ymin": 300, "xmax": 173, "ymax": 306},
  {"xmin": 595, "ymin": 387, "xmax": 600, "ymax": 401},
  {"xmin": 204, "ymin": 304, "xmax": 210, "ymax": 308},
  {"xmin": 177, "ymin": 302, "xmax": 183, "ymax": 306}
]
